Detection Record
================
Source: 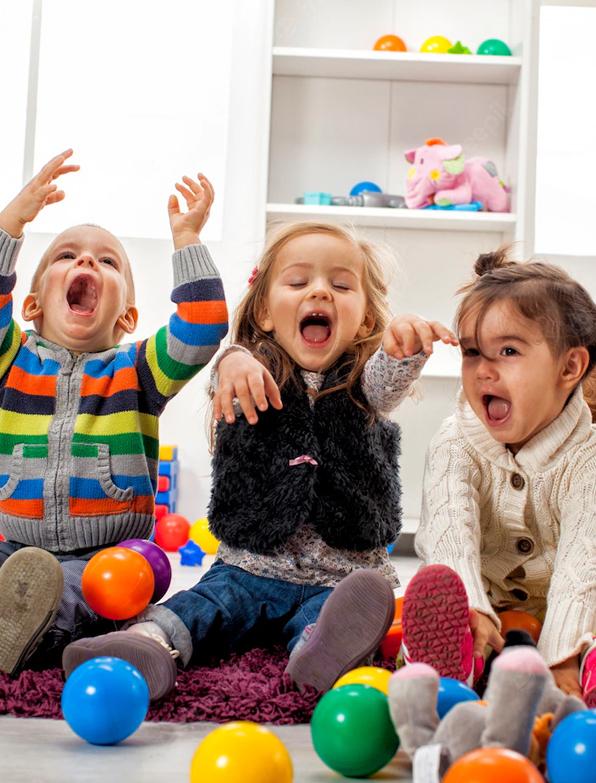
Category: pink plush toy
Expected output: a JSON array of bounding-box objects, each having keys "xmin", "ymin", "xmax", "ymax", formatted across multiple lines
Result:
[{"xmin": 405, "ymin": 137, "xmax": 510, "ymax": 212}]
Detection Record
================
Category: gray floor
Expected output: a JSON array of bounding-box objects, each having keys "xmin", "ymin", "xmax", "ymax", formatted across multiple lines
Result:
[{"xmin": 0, "ymin": 553, "xmax": 421, "ymax": 783}]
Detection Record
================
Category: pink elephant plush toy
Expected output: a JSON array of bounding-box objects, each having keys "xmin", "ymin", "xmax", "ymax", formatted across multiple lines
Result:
[{"xmin": 405, "ymin": 137, "xmax": 510, "ymax": 212}]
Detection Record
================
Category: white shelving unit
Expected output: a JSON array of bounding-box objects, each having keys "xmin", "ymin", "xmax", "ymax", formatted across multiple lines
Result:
[{"xmin": 265, "ymin": 0, "xmax": 540, "ymax": 526}]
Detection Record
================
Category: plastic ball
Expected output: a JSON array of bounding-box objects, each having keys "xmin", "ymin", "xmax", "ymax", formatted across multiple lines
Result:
[
  {"xmin": 349, "ymin": 181, "xmax": 382, "ymax": 196},
  {"xmin": 477, "ymin": 38, "xmax": 512, "ymax": 56},
  {"xmin": 373, "ymin": 34, "xmax": 407, "ymax": 52},
  {"xmin": 82, "ymin": 547, "xmax": 154, "ymax": 620},
  {"xmin": 311, "ymin": 684, "xmax": 399, "ymax": 777},
  {"xmin": 546, "ymin": 709, "xmax": 596, "ymax": 783},
  {"xmin": 190, "ymin": 721, "xmax": 293, "ymax": 783},
  {"xmin": 437, "ymin": 677, "xmax": 478, "ymax": 718},
  {"xmin": 380, "ymin": 597, "xmax": 404, "ymax": 659},
  {"xmin": 333, "ymin": 666, "xmax": 392, "ymax": 695},
  {"xmin": 420, "ymin": 35, "xmax": 452, "ymax": 54},
  {"xmin": 498, "ymin": 610, "xmax": 542, "ymax": 644},
  {"xmin": 119, "ymin": 538, "xmax": 172, "ymax": 601},
  {"xmin": 443, "ymin": 747, "xmax": 543, "ymax": 783},
  {"xmin": 61, "ymin": 656, "xmax": 149, "ymax": 745},
  {"xmin": 189, "ymin": 517, "xmax": 220, "ymax": 555},
  {"xmin": 154, "ymin": 513, "xmax": 190, "ymax": 551}
]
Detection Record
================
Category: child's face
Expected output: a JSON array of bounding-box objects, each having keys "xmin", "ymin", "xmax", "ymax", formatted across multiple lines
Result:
[
  {"xmin": 460, "ymin": 300, "xmax": 571, "ymax": 452},
  {"xmin": 258, "ymin": 233, "xmax": 372, "ymax": 372},
  {"xmin": 23, "ymin": 226, "xmax": 137, "ymax": 353}
]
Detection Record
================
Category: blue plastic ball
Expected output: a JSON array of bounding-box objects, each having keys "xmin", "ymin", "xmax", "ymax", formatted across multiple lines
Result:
[
  {"xmin": 61, "ymin": 656, "xmax": 150, "ymax": 745},
  {"xmin": 546, "ymin": 709, "xmax": 596, "ymax": 783},
  {"xmin": 349, "ymin": 180, "xmax": 382, "ymax": 196},
  {"xmin": 436, "ymin": 677, "xmax": 478, "ymax": 718}
]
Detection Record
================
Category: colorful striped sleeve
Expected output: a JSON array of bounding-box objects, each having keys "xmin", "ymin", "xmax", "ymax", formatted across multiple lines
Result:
[
  {"xmin": 137, "ymin": 243, "xmax": 228, "ymax": 412},
  {"xmin": 0, "ymin": 230, "xmax": 23, "ymax": 382}
]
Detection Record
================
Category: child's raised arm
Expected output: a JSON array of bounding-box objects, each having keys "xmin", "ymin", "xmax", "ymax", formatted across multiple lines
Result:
[
  {"xmin": 0, "ymin": 149, "xmax": 79, "ymax": 238},
  {"xmin": 167, "ymin": 173, "xmax": 213, "ymax": 250}
]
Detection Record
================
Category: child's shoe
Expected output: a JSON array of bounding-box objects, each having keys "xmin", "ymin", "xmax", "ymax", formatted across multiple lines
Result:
[
  {"xmin": 0, "ymin": 547, "xmax": 64, "ymax": 675},
  {"xmin": 63, "ymin": 626, "xmax": 178, "ymax": 701},
  {"xmin": 285, "ymin": 569, "xmax": 395, "ymax": 692},
  {"xmin": 402, "ymin": 564, "xmax": 480, "ymax": 685},
  {"xmin": 580, "ymin": 639, "xmax": 596, "ymax": 708}
]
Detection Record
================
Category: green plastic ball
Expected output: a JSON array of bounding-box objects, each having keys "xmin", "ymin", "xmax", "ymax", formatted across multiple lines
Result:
[
  {"xmin": 311, "ymin": 684, "xmax": 399, "ymax": 778},
  {"xmin": 477, "ymin": 38, "xmax": 512, "ymax": 56}
]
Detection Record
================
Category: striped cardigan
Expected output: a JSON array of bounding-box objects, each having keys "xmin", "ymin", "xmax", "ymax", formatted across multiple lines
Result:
[{"xmin": 0, "ymin": 230, "xmax": 227, "ymax": 553}]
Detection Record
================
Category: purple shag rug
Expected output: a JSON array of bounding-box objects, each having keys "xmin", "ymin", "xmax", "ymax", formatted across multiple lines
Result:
[{"xmin": 0, "ymin": 646, "xmax": 322, "ymax": 724}]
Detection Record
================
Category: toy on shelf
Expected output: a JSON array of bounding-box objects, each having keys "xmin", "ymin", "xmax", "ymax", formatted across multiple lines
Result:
[
  {"xmin": 157, "ymin": 444, "xmax": 179, "ymax": 515},
  {"xmin": 189, "ymin": 517, "xmax": 220, "ymax": 555},
  {"xmin": 477, "ymin": 38, "xmax": 512, "ymax": 56},
  {"xmin": 62, "ymin": 656, "xmax": 149, "ymax": 745},
  {"xmin": 448, "ymin": 41, "xmax": 472, "ymax": 54},
  {"xmin": 155, "ymin": 512, "xmax": 190, "ymax": 552},
  {"xmin": 311, "ymin": 683, "xmax": 399, "ymax": 777},
  {"xmin": 119, "ymin": 538, "xmax": 172, "ymax": 601},
  {"xmin": 420, "ymin": 35, "xmax": 452, "ymax": 54},
  {"xmin": 405, "ymin": 138, "xmax": 510, "ymax": 212},
  {"xmin": 350, "ymin": 180, "xmax": 382, "ymax": 196},
  {"xmin": 296, "ymin": 191, "xmax": 405, "ymax": 208},
  {"xmin": 179, "ymin": 540, "xmax": 206, "ymax": 567},
  {"xmin": 81, "ymin": 547, "xmax": 154, "ymax": 620},
  {"xmin": 546, "ymin": 710, "xmax": 596, "ymax": 783},
  {"xmin": 373, "ymin": 34, "xmax": 407, "ymax": 52},
  {"xmin": 190, "ymin": 721, "xmax": 293, "ymax": 783}
]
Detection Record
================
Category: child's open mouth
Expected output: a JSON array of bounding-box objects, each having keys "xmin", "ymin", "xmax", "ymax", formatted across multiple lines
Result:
[
  {"xmin": 67, "ymin": 274, "xmax": 98, "ymax": 315},
  {"xmin": 300, "ymin": 313, "xmax": 332, "ymax": 346},
  {"xmin": 483, "ymin": 394, "xmax": 512, "ymax": 425}
]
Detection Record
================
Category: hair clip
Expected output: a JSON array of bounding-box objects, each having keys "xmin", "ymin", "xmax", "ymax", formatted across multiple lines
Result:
[{"xmin": 248, "ymin": 265, "xmax": 259, "ymax": 285}]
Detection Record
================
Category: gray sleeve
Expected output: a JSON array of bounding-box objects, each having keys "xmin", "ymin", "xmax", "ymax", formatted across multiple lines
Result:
[{"xmin": 362, "ymin": 346, "xmax": 427, "ymax": 413}]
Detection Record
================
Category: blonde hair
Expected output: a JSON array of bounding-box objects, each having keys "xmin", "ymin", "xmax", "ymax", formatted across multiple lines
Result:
[
  {"xmin": 232, "ymin": 221, "xmax": 392, "ymax": 411},
  {"xmin": 30, "ymin": 224, "xmax": 136, "ymax": 305},
  {"xmin": 456, "ymin": 247, "xmax": 596, "ymax": 408}
]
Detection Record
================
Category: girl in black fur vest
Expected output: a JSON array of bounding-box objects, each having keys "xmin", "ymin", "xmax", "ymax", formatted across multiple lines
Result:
[{"xmin": 64, "ymin": 221, "xmax": 456, "ymax": 701}]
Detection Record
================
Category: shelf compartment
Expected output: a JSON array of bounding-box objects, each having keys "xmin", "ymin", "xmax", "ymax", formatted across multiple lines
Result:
[{"xmin": 273, "ymin": 47, "xmax": 522, "ymax": 85}]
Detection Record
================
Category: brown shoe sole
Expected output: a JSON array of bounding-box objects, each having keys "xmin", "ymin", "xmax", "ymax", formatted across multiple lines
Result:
[
  {"xmin": 63, "ymin": 631, "xmax": 177, "ymax": 701},
  {"xmin": 0, "ymin": 548, "xmax": 64, "ymax": 675},
  {"xmin": 286, "ymin": 569, "xmax": 395, "ymax": 693}
]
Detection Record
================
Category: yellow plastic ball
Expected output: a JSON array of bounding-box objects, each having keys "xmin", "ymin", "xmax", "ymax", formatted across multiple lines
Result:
[
  {"xmin": 189, "ymin": 517, "xmax": 220, "ymax": 555},
  {"xmin": 333, "ymin": 666, "xmax": 392, "ymax": 695},
  {"xmin": 420, "ymin": 35, "xmax": 452, "ymax": 54},
  {"xmin": 190, "ymin": 721, "xmax": 293, "ymax": 783}
]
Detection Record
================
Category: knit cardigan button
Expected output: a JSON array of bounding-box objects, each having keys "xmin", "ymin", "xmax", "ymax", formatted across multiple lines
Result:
[
  {"xmin": 510, "ymin": 472, "xmax": 525, "ymax": 490},
  {"xmin": 516, "ymin": 537, "xmax": 534, "ymax": 555}
]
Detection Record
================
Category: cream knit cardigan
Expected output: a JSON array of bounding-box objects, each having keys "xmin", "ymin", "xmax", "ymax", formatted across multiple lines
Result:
[{"xmin": 415, "ymin": 384, "xmax": 596, "ymax": 666}]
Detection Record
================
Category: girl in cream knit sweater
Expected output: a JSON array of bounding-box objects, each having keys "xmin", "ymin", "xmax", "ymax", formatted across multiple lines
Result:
[{"xmin": 405, "ymin": 249, "xmax": 596, "ymax": 707}]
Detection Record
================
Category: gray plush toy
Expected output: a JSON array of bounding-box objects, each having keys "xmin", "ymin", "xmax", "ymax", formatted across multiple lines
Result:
[{"xmin": 388, "ymin": 645, "xmax": 585, "ymax": 782}]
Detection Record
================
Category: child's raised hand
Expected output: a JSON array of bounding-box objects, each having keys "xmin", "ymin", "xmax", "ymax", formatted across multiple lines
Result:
[
  {"xmin": 551, "ymin": 655, "xmax": 583, "ymax": 699},
  {"xmin": 469, "ymin": 608, "xmax": 505, "ymax": 658},
  {"xmin": 214, "ymin": 350, "xmax": 282, "ymax": 425},
  {"xmin": 0, "ymin": 149, "xmax": 79, "ymax": 238},
  {"xmin": 383, "ymin": 313, "xmax": 458, "ymax": 359},
  {"xmin": 168, "ymin": 173, "xmax": 214, "ymax": 250}
]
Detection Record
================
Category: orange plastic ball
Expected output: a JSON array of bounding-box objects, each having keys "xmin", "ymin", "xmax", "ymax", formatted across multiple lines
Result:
[
  {"xmin": 155, "ymin": 513, "xmax": 190, "ymax": 551},
  {"xmin": 373, "ymin": 34, "xmax": 407, "ymax": 52},
  {"xmin": 380, "ymin": 597, "xmax": 404, "ymax": 658},
  {"xmin": 443, "ymin": 748, "xmax": 544, "ymax": 783},
  {"xmin": 82, "ymin": 547, "xmax": 155, "ymax": 620},
  {"xmin": 498, "ymin": 610, "xmax": 542, "ymax": 644}
]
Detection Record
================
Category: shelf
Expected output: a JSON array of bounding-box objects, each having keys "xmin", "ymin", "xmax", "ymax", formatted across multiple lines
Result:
[
  {"xmin": 272, "ymin": 47, "xmax": 522, "ymax": 85},
  {"xmin": 267, "ymin": 203, "xmax": 517, "ymax": 233}
]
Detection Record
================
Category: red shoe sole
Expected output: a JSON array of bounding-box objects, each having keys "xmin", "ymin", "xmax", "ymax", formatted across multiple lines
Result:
[{"xmin": 402, "ymin": 565, "xmax": 471, "ymax": 681}]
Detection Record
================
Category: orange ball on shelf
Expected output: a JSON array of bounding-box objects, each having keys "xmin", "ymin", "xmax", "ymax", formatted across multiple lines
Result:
[
  {"xmin": 82, "ymin": 547, "xmax": 155, "ymax": 620},
  {"xmin": 373, "ymin": 34, "xmax": 407, "ymax": 52},
  {"xmin": 443, "ymin": 748, "xmax": 543, "ymax": 783},
  {"xmin": 498, "ymin": 610, "xmax": 542, "ymax": 644},
  {"xmin": 155, "ymin": 513, "xmax": 190, "ymax": 552}
]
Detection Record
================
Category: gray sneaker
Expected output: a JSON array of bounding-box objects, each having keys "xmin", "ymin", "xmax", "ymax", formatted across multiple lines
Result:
[
  {"xmin": 0, "ymin": 547, "xmax": 64, "ymax": 675},
  {"xmin": 63, "ymin": 630, "xmax": 178, "ymax": 701},
  {"xmin": 285, "ymin": 569, "xmax": 395, "ymax": 692}
]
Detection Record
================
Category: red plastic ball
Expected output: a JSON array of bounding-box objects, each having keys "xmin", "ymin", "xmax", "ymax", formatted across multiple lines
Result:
[
  {"xmin": 443, "ymin": 748, "xmax": 543, "ymax": 783},
  {"xmin": 380, "ymin": 597, "xmax": 404, "ymax": 658},
  {"xmin": 154, "ymin": 513, "xmax": 190, "ymax": 552},
  {"xmin": 82, "ymin": 547, "xmax": 155, "ymax": 620}
]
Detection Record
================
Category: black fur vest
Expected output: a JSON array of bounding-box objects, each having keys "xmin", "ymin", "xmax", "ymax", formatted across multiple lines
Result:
[{"xmin": 208, "ymin": 357, "xmax": 402, "ymax": 555}]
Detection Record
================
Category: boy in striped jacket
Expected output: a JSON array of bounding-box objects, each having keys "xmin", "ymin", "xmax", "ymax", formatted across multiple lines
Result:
[{"xmin": 0, "ymin": 150, "xmax": 228, "ymax": 674}]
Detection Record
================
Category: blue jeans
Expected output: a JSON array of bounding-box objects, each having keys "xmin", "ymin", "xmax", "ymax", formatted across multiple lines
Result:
[{"xmin": 143, "ymin": 561, "xmax": 332, "ymax": 666}]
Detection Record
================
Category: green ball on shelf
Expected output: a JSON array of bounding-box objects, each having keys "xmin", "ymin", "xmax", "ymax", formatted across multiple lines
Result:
[{"xmin": 477, "ymin": 38, "xmax": 512, "ymax": 56}]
